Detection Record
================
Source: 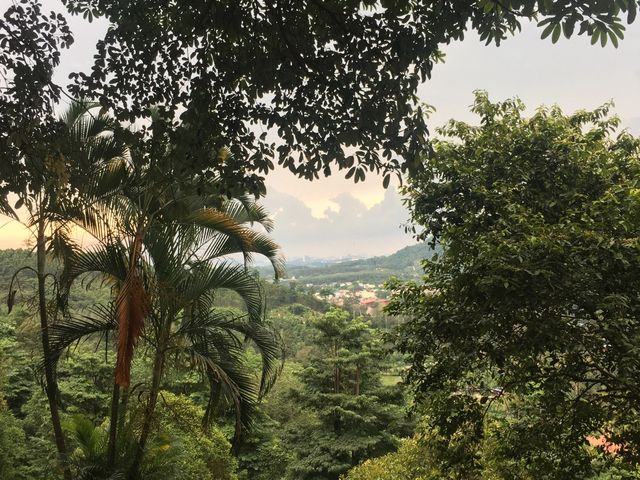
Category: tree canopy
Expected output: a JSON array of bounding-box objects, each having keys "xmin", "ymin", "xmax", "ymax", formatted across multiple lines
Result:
[
  {"xmin": 2, "ymin": 0, "xmax": 639, "ymax": 199},
  {"xmin": 286, "ymin": 308, "xmax": 411, "ymax": 479},
  {"xmin": 388, "ymin": 92, "xmax": 640, "ymax": 477},
  {"xmin": 0, "ymin": 0, "xmax": 73, "ymax": 211},
  {"xmin": 3, "ymin": 1, "xmax": 640, "ymax": 478}
]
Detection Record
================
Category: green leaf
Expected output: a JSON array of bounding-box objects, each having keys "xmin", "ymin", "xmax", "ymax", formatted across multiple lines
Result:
[
  {"xmin": 628, "ymin": 4, "xmax": 637, "ymax": 24},
  {"xmin": 562, "ymin": 20, "xmax": 575, "ymax": 39},
  {"xmin": 540, "ymin": 23, "xmax": 556, "ymax": 40},
  {"xmin": 345, "ymin": 167, "xmax": 356, "ymax": 180}
]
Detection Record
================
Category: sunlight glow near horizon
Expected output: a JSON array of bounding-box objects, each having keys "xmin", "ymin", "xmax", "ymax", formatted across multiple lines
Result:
[{"xmin": 0, "ymin": 221, "xmax": 31, "ymax": 250}]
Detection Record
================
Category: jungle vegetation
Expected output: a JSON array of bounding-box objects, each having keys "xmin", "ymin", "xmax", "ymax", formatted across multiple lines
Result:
[{"xmin": 1, "ymin": 1, "xmax": 640, "ymax": 479}]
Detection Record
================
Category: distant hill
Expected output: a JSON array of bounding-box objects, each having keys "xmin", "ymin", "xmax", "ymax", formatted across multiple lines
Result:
[
  {"xmin": 269, "ymin": 243, "xmax": 440, "ymax": 285},
  {"xmin": 0, "ymin": 248, "xmax": 329, "ymax": 315}
]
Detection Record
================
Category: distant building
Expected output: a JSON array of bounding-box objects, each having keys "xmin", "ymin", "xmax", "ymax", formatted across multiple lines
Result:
[
  {"xmin": 359, "ymin": 298, "xmax": 390, "ymax": 316},
  {"xmin": 586, "ymin": 435, "xmax": 622, "ymax": 454},
  {"xmin": 358, "ymin": 290, "xmax": 377, "ymax": 300}
]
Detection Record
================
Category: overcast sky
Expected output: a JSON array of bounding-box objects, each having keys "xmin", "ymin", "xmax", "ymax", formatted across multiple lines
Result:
[{"xmin": 2, "ymin": 2, "xmax": 639, "ymax": 256}]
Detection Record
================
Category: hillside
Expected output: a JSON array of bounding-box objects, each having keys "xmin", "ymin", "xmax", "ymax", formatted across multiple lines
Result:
[
  {"xmin": 0, "ymin": 248, "xmax": 329, "ymax": 315},
  {"xmin": 273, "ymin": 243, "xmax": 440, "ymax": 285}
]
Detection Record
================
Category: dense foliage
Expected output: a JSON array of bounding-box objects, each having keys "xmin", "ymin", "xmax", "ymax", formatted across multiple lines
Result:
[
  {"xmin": 285, "ymin": 308, "xmax": 412, "ymax": 479},
  {"xmin": 0, "ymin": 248, "xmax": 413, "ymax": 478},
  {"xmin": 388, "ymin": 93, "xmax": 640, "ymax": 478},
  {"xmin": 60, "ymin": 0, "xmax": 638, "ymax": 192},
  {"xmin": 0, "ymin": 0, "xmax": 73, "ymax": 208},
  {"xmin": 2, "ymin": 0, "xmax": 638, "ymax": 201},
  {"xmin": 3, "ymin": 1, "xmax": 640, "ymax": 478}
]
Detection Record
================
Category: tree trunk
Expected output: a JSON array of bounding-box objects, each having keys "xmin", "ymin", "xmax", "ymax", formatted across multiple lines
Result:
[
  {"xmin": 128, "ymin": 333, "xmax": 167, "ymax": 479},
  {"xmin": 203, "ymin": 377, "xmax": 222, "ymax": 432},
  {"xmin": 106, "ymin": 380, "xmax": 120, "ymax": 470},
  {"xmin": 333, "ymin": 340, "xmax": 340, "ymax": 394},
  {"xmin": 36, "ymin": 218, "xmax": 71, "ymax": 480},
  {"xmin": 118, "ymin": 385, "xmax": 129, "ymax": 434}
]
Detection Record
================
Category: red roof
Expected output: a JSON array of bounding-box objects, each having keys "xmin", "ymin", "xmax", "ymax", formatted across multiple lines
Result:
[
  {"xmin": 360, "ymin": 298, "xmax": 379, "ymax": 305},
  {"xmin": 586, "ymin": 435, "xmax": 622, "ymax": 454},
  {"xmin": 359, "ymin": 298, "xmax": 390, "ymax": 305}
]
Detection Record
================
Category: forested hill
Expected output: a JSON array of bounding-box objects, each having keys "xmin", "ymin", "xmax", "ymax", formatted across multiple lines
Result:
[
  {"xmin": 0, "ymin": 243, "xmax": 438, "ymax": 292},
  {"xmin": 0, "ymin": 248, "xmax": 328, "ymax": 313},
  {"xmin": 273, "ymin": 243, "xmax": 440, "ymax": 285}
]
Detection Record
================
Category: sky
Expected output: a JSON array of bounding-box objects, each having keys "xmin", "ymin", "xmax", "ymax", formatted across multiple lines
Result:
[
  {"xmin": 266, "ymin": 18, "xmax": 640, "ymax": 257},
  {"xmin": 2, "ymin": 2, "xmax": 640, "ymax": 257}
]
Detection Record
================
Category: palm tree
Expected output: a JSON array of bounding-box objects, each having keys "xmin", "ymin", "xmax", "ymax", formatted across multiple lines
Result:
[
  {"xmin": 4, "ymin": 99, "xmax": 127, "ymax": 480},
  {"xmin": 65, "ymin": 413, "xmax": 181, "ymax": 480},
  {"xmin": 50, "ymin": 187, "xmax": 285, "ymax": 477}
]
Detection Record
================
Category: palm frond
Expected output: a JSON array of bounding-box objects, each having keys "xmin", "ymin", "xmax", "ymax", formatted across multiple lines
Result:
[
  {"xmin": 48, "ymin": 303, "xmax": 117, "ymax": 364},
  {"xmin": 67, "ymin": 242, "xmax": 128, "ymax": 283},
  {"xmin": 224, "ymin": 196, "xmax": 274, "ymax": 232},
  {"xmin": 0, "ymin": 194, "xmax": 18, "ymax": 219},
  {"xmin": 60, "ymin": 98, "xmax": 99, "ymax": 129},
  {"xmin": 65, "ymin": 414, "xmax": 106, "ymax": 462},
  {"xmin": 186, "ymin": 345, "xmax": 258, "ymax": 445},
  {"xmin": 185, "ymin": 208, "xmax": 254, "ymax": 253},
  {"xmin": 180, "ymin": 261, "xmax": 264, "ymax": 323},
  {"xmin": 80, "ymin": 156, "xmax": 132, "ymax": 201},
  {"xmin": 225, "ymin": 317, "xmax": 285, "ymax": 398},
  {"xmin": 190, "ymin": 227, "xmax": 284, "ymax": 279}
]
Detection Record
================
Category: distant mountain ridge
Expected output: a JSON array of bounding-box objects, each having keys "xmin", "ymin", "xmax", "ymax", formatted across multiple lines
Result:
[{"xmin": 266, "ymin": 243, "xmax": 439, "ymax": 285}]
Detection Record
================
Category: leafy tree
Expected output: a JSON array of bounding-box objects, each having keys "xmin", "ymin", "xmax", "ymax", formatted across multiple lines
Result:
[
  {"xmin": 235, "ymin": 408, "xmax": 292, "ymax": 480},
  {"xmin": 0, "ymin": 303, "xmax": 34, "ymax": 414},
  {"xmin": 0, "ymin": 0, "xmax": 73, "ymax": 206},
  {"xmin": 64, "ymin": 392, "xmax": 238, "ymax": 480},
  {"xmin": 235, "ymin": 357, "xmax": 315, "ymax": 480},
  {"xmin": 344, "ymin": 427, "xmax": 640, "ymax": 480},
  {"xmin": 2, "ymin": 1, "xmax": 635, "ymax": 198},
  {"xmin": 343, "ymin": 436, "xmax": 436, "ymax": 480},
  {"xmin": 268, "ymin": 304, "xmax": 322, "ymax": 359},
  {"xmin": 287, "ymin": 308, "xmax": 412, "ymax": 479},
  {"xmin": 0, "ymin": 350, "xmax": 29, "ymax": 480},
  {"xmin": 319, "ymin": 286, "xmax": 335, "ymax": 299},
  {"xmin": 388, "ymin": 92, "xmax": 640, "ymax": 478},
  {"xmin": 150, "ymin": 391, "xmax": 238, "ymax": 480},
  {"xmin": 0, "ymin": 404, "xmax": 27, "ymax": 479},
  {"xmin": 58, "ymin": 349, "xmax": 115, "ymax": 420}
]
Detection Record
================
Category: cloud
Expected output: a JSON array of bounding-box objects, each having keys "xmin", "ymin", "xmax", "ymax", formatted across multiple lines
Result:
[{"xmin": 262, "ymin": 187, "xmax": 414, "ymax": 259}]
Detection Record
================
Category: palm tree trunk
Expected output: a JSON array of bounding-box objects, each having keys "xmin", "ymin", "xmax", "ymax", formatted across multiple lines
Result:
[
  {"xmin": 333, "ymin": 340, "xmax": 340, "ymax": 394},
  {"xmin": 203, "ymin": 378, "xmax": 222, "ymax": 432},
  {"xmin": 106, "ymin": 380, "xmax": 120, "ymax": 470},
  {"xmin": 37, "ymin": 217, "xmax": 71, "ymax": 480},
  {"xmin": 128, "ymin": 331, "xmax": 167, "ymax": 479},
  {"xmin": 118, "ymin": 385, "xmax": 129, "ymax": 434}
]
